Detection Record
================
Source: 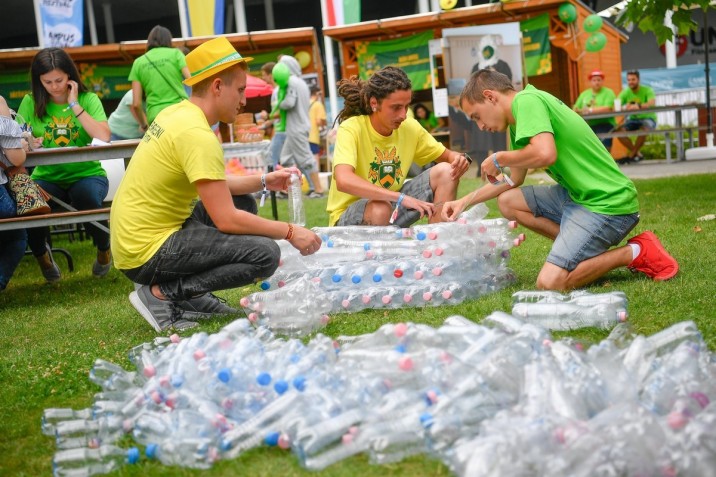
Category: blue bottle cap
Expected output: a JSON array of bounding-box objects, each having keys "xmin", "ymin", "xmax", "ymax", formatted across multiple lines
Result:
[
  {"xmin": 170, "ymin": 374, "xmax": 184, "ymax": 388},
  {"xmin": 274, "ymin": 380, "xmax": 289, "ymax": 395},
  {"xmin": 290, "ymin": 354, "xmax": 300, "ymax": 364},
  {"xmin": 332, "ymin": 274, "xmax": 341, "ymax": 283},
  {"xmin": 146, "ymin": 443, "xmax": 158, "ymax": 459},
  {"xmin": 394, "ymin": 343, "xmax": 406, "ymax": 353},
  {"xmin": 126, "ymin": 447, "xmax": 140, "ymax": 464},
  {"xmin": 264, "ymin": 431, "xmax": 280, "ymax": 446},
  {"xmin": 363, "ymin": 243, "xmax": 371, "ymax": 251},
  {"xmin": 260, "ymin": 281, "xmax": 270, "ymax": 290},
  {"xmin": 351, "ymin": 275, "xmax": 361, "ymax": 284},
  {"xmin": 217, "ymin": 368, "xmax": 232, "ymax": 383},
  {"xmin": 419, "ymin": 412, "xmax": 434, "ymax": 428},
  {"xmin": 372, "ymin": 273, "xmax": 382, "ymax": 282},
  {"xmin": 220, "ymin": 439, "xmax": 232, "ymax": 451},
  {"xmin": 293, "ymin": 375, "xmax": 306, "ymax": 391},
  {"xmin": 327, "ymin": 239, "xmax": 334, "ymax": 247},
  {"xmin": 416, "ymin": 231, "xmax": 426, "ymax": 241},
  {"xmin": 257, "ymin": 372, "xmax": 272, "ymax": 386}
]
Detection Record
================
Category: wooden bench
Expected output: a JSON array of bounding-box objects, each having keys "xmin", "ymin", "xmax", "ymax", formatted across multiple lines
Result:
[{"xmin": 597, "ymin": 125, "xmax": 710, "ymax": 162}]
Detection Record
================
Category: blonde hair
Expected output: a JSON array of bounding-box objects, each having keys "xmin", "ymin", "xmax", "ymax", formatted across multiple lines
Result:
[{"xmin": 460, "ymin": 69, "xmax": 514, "ymax": 106}]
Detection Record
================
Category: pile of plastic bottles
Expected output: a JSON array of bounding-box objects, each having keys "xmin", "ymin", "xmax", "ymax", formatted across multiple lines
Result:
[
  {"xmin": 512, "ymin": 290, "xmax": 629, "ymax": 330},
  {"xmin": 241, "ymin": 203, "xmax": 522, "ymax": 336},
  {"xmin": 44, "ymin": 316, "xmax": 716, "ymax": 476}
]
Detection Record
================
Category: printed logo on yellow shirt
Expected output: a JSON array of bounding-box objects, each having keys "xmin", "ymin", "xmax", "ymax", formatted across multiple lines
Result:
[
  {"xmin": 43, "ymin": 114, "xmax": 80, "ymax": 147},
  {"xmin": 368, "ymin": 146, "xmax": 403, "ymax": 189}
]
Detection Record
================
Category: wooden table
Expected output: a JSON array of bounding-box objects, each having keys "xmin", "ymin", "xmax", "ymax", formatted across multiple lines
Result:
[
  {"xmin": 581, "ymin": 104, "xmax": 705, "ymax": 162},
  {"xmin": 0, "ymin": 140, "xmax": 139, "ymax": 232}
]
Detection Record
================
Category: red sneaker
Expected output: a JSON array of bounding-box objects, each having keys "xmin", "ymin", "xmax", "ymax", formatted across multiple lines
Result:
[{"xmin": 627, "ymin": 231, "xmax": 679, "ymax": 281}]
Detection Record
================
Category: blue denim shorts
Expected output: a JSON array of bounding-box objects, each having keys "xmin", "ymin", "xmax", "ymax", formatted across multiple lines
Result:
[
  {"xmin": 623, "ymin": 118, "xmax": 656, "ymax": 131},
  {"xmin": 336, "ymin": 168, "xmax": 433, "ymax": 227},
  {"xmin": 522, "ymin": 185, "xmax": 640, "ymax": 272}
]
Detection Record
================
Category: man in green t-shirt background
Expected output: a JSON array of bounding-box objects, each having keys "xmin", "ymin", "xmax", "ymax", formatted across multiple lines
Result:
[
  {"xmin": 441, "ymin": 69, "xmax": 678, "ymax": 291},
  {"xmin": 573, "ymin": 69, "xmax": 616, "ymax": 151},
  {"xmin": 615, "ymin": 69, "xmax": 657, "ymax": 164}
]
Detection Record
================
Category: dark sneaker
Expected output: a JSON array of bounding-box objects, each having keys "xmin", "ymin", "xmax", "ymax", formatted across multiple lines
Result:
[
  {"xmin": 92, "ymin": 249, "xmax": 112, "ymax": 277},
  {"xmin": 615, "ymin": 156, "xmax": 632, "ymax": 165},
  {"xmin": 37, "ymin": 244, "xmax": 61, "ymax": 283},
  {"xmin": 129, "ymin": 285, "xmax": 198, "ymax": 332},
  {"xmin": 307, "ymin": 191, "xmax": 325, "ymax": 199},
  {"xmin": 627, "ymin": 231, "xmax": 679, "ymax": 281},
  {"xmin": 631, "ymin": 153, "xmax": 644, "ymax": 163},
  {"xmin": 176, "ymin": 293, "xmax": 241, "ymax": 318}
]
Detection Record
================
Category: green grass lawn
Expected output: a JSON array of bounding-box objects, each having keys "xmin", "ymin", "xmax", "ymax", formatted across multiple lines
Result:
[{"xmin": 1, "ymin": 173, "xmax": 715, "ymax": 476}]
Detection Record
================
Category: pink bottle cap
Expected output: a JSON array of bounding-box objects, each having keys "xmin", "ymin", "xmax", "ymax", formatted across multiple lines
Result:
[
  {"xmin": 414, "ymin": 271, "xmax": 424, "ymax": 280},
  {"xmin": 398, "ymin": 355, "xmax": 414, "ymax": 371},
  {"xmin": 518, "ymin": 233, "xmax": 526, "ymax": 242},
  {"xmin": 143, "ymin": 365, "xmax": 156, "ymax": 378},
  {"xmin": 159, "ymin": 375, "xmax": 170, "ymax": 388},
  {"xmin": 278, "ymin": 259, "xmax": 284, "ymax": 266},
  {"xmin": 394, "ymin": 322, "xmax": 408, "ymax": 337},
  {"xmin": 428, "ymin": 231, "xmax": 438, "ymax": 240},
  {"xmin": 382, "ymin": 295, "xmax": 392, "ymax": 304},
  {"xmin": 170, "ymin": 334, "xmax": 181, "ymax": 343},
  {"xmin": 361, "ymin": 295, "xmax": 371, "ymax": 304},
  {"xmin": 239, "ymin": 297, "xmax": 250, "ymax": 307},
  {"xmin": 432, "ymin": 267, "xmax": 442, "ymax": 276},
  {"xmin": 434, "ymin": 247, "xmax": 444, "ymax": 256},
  {"xmin": 342, "ymin": 433, "xmax": 354, "ymax": 445},
  {"xmin": 422, "ymin": 250, "xmax": 432, "ymax": 258},
  {"xmin": 442, "ymin": 290, "xmax": 452, "ymax": 299},
  {"xmin": 513, "ymin": 238, "xmax": 521, "ymax": 247},
  {"xmin": 457, "ymin": 218, "xmax": 467, "ymax": 224},
  {"xmin": 341, "ymin": 299, "xmax": 350, "ymax": 308},
  {"xmin": 365, "ymin": 250, "xmax": 375, "ymax": 259},
  {"xmin": 478, "ymin": 225, "xmax": 487, "ymax": 233},
  {"xmin": 403, "ymin": 294, "xmax": 413, "ymax": 303},
  {"xmin": 617, "ymin": 311, "xmax": 628, "ymax": 322},
  {"xmin": 278, "ymin": 433, "xmax": 291, "ymax": 449},
  {"xmin": 193, "ymin": 349, "xmax": 206, "ymax": 361},
  {"xmin": 150, "ymin": 390, "xmax": 162, "ymax": 404},
  {"xmin": 423, "ymin": 292, "xmax": 433, "ymax": 301},
  {"xmin": 278, "ymin": 280, "xmax": 286, "ymax": 287},
  {"xmin": 508, "ymin": 220, "xmax": 518, "ymax": 229},
  {"xmin": 320, "ymin": 314, "xmax": 330, "ymax": 324},
  {"xmin": 248, "ymin": 313, "xmax": 258, "ymax": 323}
]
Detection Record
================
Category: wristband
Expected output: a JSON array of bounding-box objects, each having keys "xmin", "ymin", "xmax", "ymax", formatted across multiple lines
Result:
[
  {"xmin": 75, "ymin": 109, "xmax": 86, "ymax": 118},
  {"xmin": 389, "ymin": 193, "xmax": 405, "ymax": 225},
  {"xmin": 259, "ymin": 173, "xmax": 268, "ymax": 207},
  {"xmin": 285, "ymin": 223, "xmax": 294, "ymax": 241},
  {"xmin": 492, "ymin": 153, "xmax": 500, "ymax": 170},
  {"xmin": 63, "ymin": 101, "xmax": 79, "ymax": 112}
]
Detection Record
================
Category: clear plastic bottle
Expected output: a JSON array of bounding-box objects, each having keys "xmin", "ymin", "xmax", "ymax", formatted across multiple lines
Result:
[
  {"xmin": 52, "ymin": 445, "xmax": 140, "ymax": 477},
  {"xmin": 55, "ymin": 415, "xmax": 131, "ymax": 449},
  {"xmin": 42, "ymin": 408, "xmax": 93, "ymax": 436},
  {"xmin": 287, "ymin": 172, "xmax": 306, "ymax": 226},
  {"xmin": 511, "ymin": 302, "xmax": 627, "ymax": 331}
]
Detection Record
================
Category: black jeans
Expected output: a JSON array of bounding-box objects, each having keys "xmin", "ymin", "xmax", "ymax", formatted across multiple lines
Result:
[{"xmin": 121, "ymin": 195, "xmax": 280, "ymax": 301}]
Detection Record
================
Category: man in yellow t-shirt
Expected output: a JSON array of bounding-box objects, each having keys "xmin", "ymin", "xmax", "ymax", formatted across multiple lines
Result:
[
  {"xmin": 111, "ymin": 37, "xmax": 321, "ymax": 332},
  {"xmin": 327, "ymin": 66, "xmax": 471, "ymax": 227}
]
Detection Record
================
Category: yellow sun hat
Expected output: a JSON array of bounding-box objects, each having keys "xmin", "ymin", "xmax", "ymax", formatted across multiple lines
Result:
[{"xmin": 183, "ymin": 37, "xmax": 253, "ymax": 87}]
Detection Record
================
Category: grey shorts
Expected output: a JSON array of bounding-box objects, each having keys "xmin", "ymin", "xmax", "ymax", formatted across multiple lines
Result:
[
  {"xmin": 336, "ymin": 168, "xmax": 433, "ymax": 228},
  {"xmin": 280, "ymin": 132, "xmax": 318, "ymax": 174},
  {"xmin": 522, "ymin": 185, "xmax": 640, "ymax": 272}
]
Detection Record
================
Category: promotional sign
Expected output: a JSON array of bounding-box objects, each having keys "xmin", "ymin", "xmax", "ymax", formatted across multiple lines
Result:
[
  {"xmin": 521, "ymin": 14, "xmax": 552, "ymax": 77},
  {"xmin": 36, "ymin": 0, "xmax": 84, "ymax": 47}
]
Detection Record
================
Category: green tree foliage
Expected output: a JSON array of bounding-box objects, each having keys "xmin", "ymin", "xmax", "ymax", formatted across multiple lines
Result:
[{"xmin": 617, "ymin": 0, "xmax": 711, "ymax": 44}]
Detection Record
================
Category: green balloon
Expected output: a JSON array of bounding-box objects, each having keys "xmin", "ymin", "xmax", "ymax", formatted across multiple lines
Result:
[
  {"xmin": 272, "ymin": 62, "xmax": 290, "ymax": 87},
  {"xmin": 583, "ymin": 14, "xmax": 603, "ymax": 33},
  {"xmin": 558, "ymin": 3, "xmax": 578, "ymax": 24},
  {"xmin": 586, "ymin": 32, "xmax": 607, "ymax": 52}
]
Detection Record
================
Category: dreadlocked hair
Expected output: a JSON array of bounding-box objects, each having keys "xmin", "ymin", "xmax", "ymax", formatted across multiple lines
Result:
[{"xmin": 335, "ymin": 66, "xmax": 412, "ymax": 124}]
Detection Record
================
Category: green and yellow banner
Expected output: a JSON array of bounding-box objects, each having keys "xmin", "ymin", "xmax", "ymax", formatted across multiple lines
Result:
[
  {"xmin": 521, "ymin": 14, "xmax": 552, "ymax": 77},
  {"xmin": 356, "ymin": 30, "xmax": 435, "ymax": 91}
]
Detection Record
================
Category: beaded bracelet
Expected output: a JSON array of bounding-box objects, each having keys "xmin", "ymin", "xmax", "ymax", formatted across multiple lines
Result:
[{"xmin": 285, "ymin": 223, "xmax": 294, "ymax": 241}]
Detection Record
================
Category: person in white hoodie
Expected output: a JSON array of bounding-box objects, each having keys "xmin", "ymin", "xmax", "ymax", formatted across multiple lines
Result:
[{"xmin": 277, "ymin": 55, "xmax": 324, "ymax": 197}]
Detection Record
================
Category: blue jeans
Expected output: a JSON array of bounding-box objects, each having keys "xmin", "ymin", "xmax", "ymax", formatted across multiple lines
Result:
[
  {"xmin": 268, "ymin": 132, "xmax": 287, "ymax": 168},
  {"xmin": 0, "ymin": 184, "xmax": 16, "ymax": 219},
  {"xmin": 523, "ymin": 184, "xmax": 640, "ymax": 272},
  {"xmin": 590, "ymin": 123, "xmax": 614, "ymax": 149},
  {"xmin": 120, "ymin": 194, "xmax": 280, "ymax": 301},
  {"xmin": 28, "ymin": 176, "xmax": 110, "ymax": 256},
  {"xmin": 0, "ymin": 229, "xmax": 27, "ymax": 290}
]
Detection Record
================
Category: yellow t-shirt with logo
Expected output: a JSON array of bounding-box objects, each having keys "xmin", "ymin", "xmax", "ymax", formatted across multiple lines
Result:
[
  {"xmin": 110, "ymin": 100, "xmax": 226, "ymax": 270},
  {"xmin": 327, "ymin": 115, "xmax": 445, "ymax": 226}
]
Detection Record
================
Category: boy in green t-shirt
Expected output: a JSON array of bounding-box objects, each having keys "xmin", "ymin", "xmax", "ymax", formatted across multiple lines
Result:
[
  {"xmin": 442, "ymin": 69, "xmax": 678, "ymax": 290},
  {"xmin": 615, "ymin": 69, "xmax": 657, "ymax": 163}
]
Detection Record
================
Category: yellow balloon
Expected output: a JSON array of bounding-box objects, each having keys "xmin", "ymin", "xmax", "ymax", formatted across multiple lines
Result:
[
  {"xmin": 295, "ymin": 51, "xmax": 311, "ymax": 70},
  {"xmin": 440, "ymin": 0, "xmax": 458, "ymax": 10}
]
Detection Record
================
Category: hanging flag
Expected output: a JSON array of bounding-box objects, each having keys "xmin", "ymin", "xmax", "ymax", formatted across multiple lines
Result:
[
  {"xmin": 325, "ymin": 0, "xmax": 361, "ymax": 27},
  {"xmin": 356, "ymin": 31, "xmax": 435, "ymax": 90},
  {"xmin": 521, "ymin": 14, "xmax": 552, "ymax": 76},
  {"xmin": 184, "ymin": 0, "xmax": 225, "ymax": 36},
  {"xmin": 35, "ymin": 0, "xmax": 84, "ymax": 47}
]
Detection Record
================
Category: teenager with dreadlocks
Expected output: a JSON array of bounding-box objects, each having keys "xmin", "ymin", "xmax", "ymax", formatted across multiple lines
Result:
[{"xmin": 326, "ymin": 66, "xmax": 470, "ymax": 227}]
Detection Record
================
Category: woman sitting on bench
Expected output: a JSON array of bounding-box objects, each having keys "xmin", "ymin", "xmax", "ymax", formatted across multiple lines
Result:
[{"xmin": 16, "ymin": 48, "xmax": 112, "ymax": 283}]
